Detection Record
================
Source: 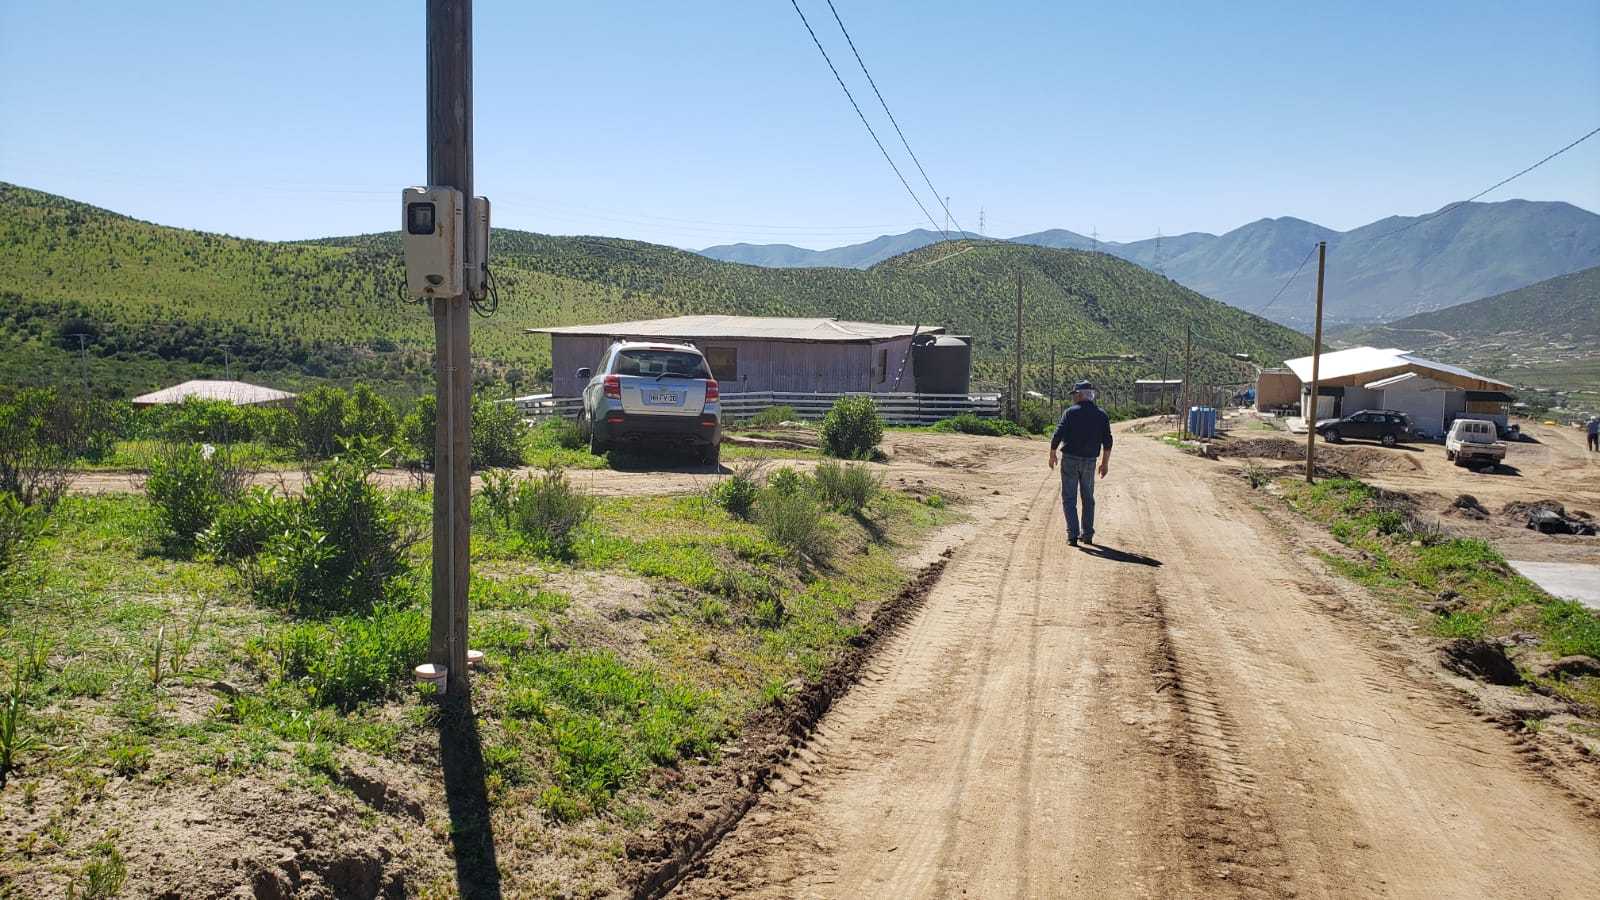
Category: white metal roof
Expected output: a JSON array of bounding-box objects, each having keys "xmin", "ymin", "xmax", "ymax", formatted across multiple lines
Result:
[
  {"xmin": 1285, "ymin": 347, "xmax": 1512, "ymax": 391},
  {"xmin": 131, "ymin": 380, "xmax": 296, "ymax": 406},
  {"xmin": 527, "ymin": 315, "xmax": 940, "ymax": 343}
]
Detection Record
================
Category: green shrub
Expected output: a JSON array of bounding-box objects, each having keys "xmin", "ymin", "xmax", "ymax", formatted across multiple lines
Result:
[
  {"xmin": 294, "ymin": 386, "xmax": 353, "ymax": 458},
  {"xmin": 755, "ymin": 489, "xmax": 832, "ymax": 562},
  {"xmin": 766, "ymin": 466, "xmax": 808, "ymax": 497},
  {"xmin": 819, "ymin": 395, "xmax": 882, "ymax": 459},
  {"xmin": 710, "ymin": 463, "xmax": 763, "ymax": 519},
  {"xmin": 748, "ymin": 405, "xmax": 799, "ymax": 427},
  {"xmin": 0, "ymin": 495, "xmax": 41, "ymax": 597},
  {"xmin": 473, "ymin": 396, "xmax": 528, "ymax": 468},
  {"xmin": 200, "ymin": 486, "xmax": 290, "ymax": 561},
  {"xmin": 479, "ymin": 468, "xmax": 516, "ymax": 527},
  {"xmin": 252, "ymin": 458, "xmax": 409, "ymax": 615},
  {"xmin": 404, "ymin": 395, "xmax": 527, "ymax": 469},
  {"xmin": 812, "ymin": 460, "xmax": 881, "ymax": 514},
  {"xmin": 145, "ymin": 444, "xmax": 230, "ymax": 548},
  {"xmin": 269, "ymin": 603, "xmax": 429, "ymax": 709},
  {"xmin": 931, "ymin": 414, "xmax": 1026, "ymax": 437},
  {"xmin": 1019, "ymin": 399, "xmax": 1055, "ymax": 435},
  {"xmin": 534, "ymin": 417, "xmax": 584, "ymax": 451},
  {"xmin": 347, "ymin": 384, "xmax": 400, "ymax": 445},
  {"xmin": 0, "ymin": 387, "xmax": 101, "ymax": 509},
  {"xmin": 508, "ymin": 467, "xmax": 595, "ymax": 559},
  {"xmin": 162, "ymin": 397, "xmax": 251, "ymax": 444}
]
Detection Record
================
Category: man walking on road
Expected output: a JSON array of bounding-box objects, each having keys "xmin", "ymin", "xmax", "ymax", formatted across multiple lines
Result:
[
  {"xmin": 1049, "ymin": 381, "xmax": 1113, "ymax": 546},
  {"xmin": 1588, "ymin": 415, "xmax": 1598, "ymax": 453}
]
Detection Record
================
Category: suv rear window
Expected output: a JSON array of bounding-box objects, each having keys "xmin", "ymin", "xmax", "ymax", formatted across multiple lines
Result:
[{"xmin": 614, "ymin": 349, "xmax": 710, "ymax": 379}]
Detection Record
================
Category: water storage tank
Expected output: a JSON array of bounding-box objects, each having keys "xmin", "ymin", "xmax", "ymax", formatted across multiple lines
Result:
[{"xmin": 912, "ymin": 334, "xmax": 972, "ymax": 394}]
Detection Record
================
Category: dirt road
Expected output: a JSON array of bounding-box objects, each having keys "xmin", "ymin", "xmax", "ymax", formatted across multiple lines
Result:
[{"xmin": 672, "ymin": 426, "xmax": 1600, "ymax": 898}]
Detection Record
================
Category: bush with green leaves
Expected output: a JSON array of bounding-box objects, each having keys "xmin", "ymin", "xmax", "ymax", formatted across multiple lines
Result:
[
  {"xmin": 747, "ymin": 405, "xmax": 800, "ymax": 428},
  {"xmin": 534, "ymin": 417, "xmax": 584, "ymax": 451},
  {"xmin": 812, "ymin": 460, "xmax": 881, "ymax": 514},
  {"xmin": 755, "ymin": 488, "xmax": 832, "ymax": 563},
  {"xmin": 766, "ymin": 466, "xmax": 809, "ymax": 497},
  {"xmin": 404, "ymin": 394, "xmax": 527, "ymax": 469},
  {"xmin": 1019, "ymin": 399, "xmax": 1056, "ymax": 435},
  {"xmin": 710, "ymin": 463, "xmax": 763, "ymax": 519},
  {"xmin": 346, "ymin": 383, "xmax": 400, "ymax": 445},
  {"xmin": 145, "ymin": 444, "xmax": 234, "ymax": 548},
  {"xmin": 161, "ymin": 396, "xmax": 252, "ymax": 443},
  {"xmin": 0, "ymin": 495, "xmax": 41, "ymax": 599},
  {"xmin": 292, "ymin": 385, "xmax": 352, "ymax": 458},
  {"xmin": 931, "ymin": 414, "xmax": 1027, "ymax": 437},
  {"xmin": 819, "ymin": 395, "xmax": 883, "ymax": 459},
  {"xmin": 0, "ymin": 387, "xmax": 105, "ymax": 509},
  {"xmin": 268, "ymin": 603, "xmax": 428, "ymax": 709},
  {"xmin": 251, "ymin": 458, "xmax": 410, "ymax": 615},
  {"xmin": 479, "ymin": 468, "xmax": 517, "ymax": 528},
  {"xmin": 507, "ymin": 467, "xmax": 594, "ymax": 559},
  {"xmin": 199, "ymin": 486, "xmax": 291, "ymax": 561}
]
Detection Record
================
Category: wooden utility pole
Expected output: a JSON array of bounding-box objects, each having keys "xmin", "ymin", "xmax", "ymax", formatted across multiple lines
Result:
[
  {"xmin": 1299, "ymin": 238, "xmax": 1324, "ymax": 480},
  {"xmin": 1304, "ymin": 241, "xmax": 1327, "ymax": 484},
  {"xmin": 1048, "ymin": 345, "xmax": 1056, "ymax": 413},
  {"xmin": 427, "ymin": 0, "xmax": 473, "ymax": 694},
  {"xmin": 1181, "ymin": 323, "xmax": 1192, "ymax": 437},
  {"xmin": 1014, "ymin": 271, "xmax": 1024, "ymax": 423}
]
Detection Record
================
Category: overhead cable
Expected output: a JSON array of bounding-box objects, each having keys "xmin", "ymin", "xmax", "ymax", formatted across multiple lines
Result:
[
  {"xmin": 824, "ymin": 0, "xmax": 967, "ymax": 237},
  {"xmin": 788, "ymin": 0, "xmax": 949, "ymax": 239}
]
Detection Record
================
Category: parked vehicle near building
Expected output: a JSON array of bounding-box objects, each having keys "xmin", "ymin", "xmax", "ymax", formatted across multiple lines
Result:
[
  {"xmin": 1316, "ymin": 409, "xmax": 1413, "ymax": 447},
  {"xmin": 1445, "ymin": 418, "xmax": 1506, "ymax": 467},
  {"xmin": 576, "ymin": 341, "xmax": 722, "ymax": 465}
]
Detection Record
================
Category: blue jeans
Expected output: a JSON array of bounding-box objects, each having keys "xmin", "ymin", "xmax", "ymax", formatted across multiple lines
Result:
[{"xmin": 1060, "ymin": 454, "xmax": 1097, "ymax": 540}]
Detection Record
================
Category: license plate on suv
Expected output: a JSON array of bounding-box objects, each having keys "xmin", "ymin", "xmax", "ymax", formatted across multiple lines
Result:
[{"xmin": 646, "ymin": 391, "xmax": 681, "ymax": 405}]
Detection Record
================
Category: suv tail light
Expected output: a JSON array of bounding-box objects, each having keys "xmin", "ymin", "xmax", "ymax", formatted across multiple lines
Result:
[
  {"xmin": 704, "ymin": 379, "xmax": 719, "ymax": 401},
  {"xmin": 603, "ymin": 374, "xmax": 621, "ymax": 399}
]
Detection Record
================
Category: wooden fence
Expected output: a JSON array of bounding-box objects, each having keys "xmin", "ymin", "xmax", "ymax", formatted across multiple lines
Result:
[{"xmin": 507, "ymin": 391, "xmax": 1002, "ymax": 426}]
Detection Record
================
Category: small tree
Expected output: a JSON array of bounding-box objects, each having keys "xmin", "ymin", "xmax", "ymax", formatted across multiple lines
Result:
[{"xmin": 819, "ymin": 395, "xmax": 882, "ymax": 459}]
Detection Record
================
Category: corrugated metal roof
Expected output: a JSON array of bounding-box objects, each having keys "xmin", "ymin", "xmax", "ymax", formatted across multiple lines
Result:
[
  {"xmin": 527, "ymin": 315, "xmax": 940, "ymax": 343},
  {"xmin": 1284, "ymin": 347, "xmax": 1512, "ymax": 391},
  {"xmin": 131, "ymin": 380, "xmax": 297, "ymax": 406}
]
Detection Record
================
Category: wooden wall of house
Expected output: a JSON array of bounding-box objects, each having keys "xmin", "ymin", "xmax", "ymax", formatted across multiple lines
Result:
[{"xmin": 548, "ymin": 335, "xmax": 919, "ymax": 397}]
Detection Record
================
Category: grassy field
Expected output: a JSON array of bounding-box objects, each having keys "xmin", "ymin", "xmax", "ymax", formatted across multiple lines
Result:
[
  {"xmin": 1280, "ymin": 477, "xmax": 1600, "ymax": 713},
  {"xmin": 0, "ymin": 454, "xmax": 953, "ymax": 896}
]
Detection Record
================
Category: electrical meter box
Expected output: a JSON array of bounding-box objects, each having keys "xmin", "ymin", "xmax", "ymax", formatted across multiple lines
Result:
[
  {"xmin": 466, "ymin": 196, "xmax": 491, "ymax": 300},
  {"xmin": 402, "ymin": 186, "xmax": 464, "ymax": 300}
]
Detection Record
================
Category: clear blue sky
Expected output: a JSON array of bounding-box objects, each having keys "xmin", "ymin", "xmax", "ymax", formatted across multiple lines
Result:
[{"xmin": 3, "ymin": 1, "xmax": 1597, "ymax": 249}]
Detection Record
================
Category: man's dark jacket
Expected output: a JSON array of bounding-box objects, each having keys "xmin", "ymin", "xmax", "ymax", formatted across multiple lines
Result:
[{"xmin": 1050, "ymin": 401, "xmax": 1113, "ymax": 459}]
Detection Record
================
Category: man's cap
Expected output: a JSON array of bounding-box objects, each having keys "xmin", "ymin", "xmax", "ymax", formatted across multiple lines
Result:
[{"xmin": 1072, "ymin": 381, "xmax": 1095, "ymax": 393}]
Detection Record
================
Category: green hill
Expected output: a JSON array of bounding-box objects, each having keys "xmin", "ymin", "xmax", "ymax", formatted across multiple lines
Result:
[
  {"xmin": 1, "ymin": 182, "xmax": 1308, "ymax": 399},
  {"xmin": 1335, "ymin": 265, "xmax": 1600, "ymax": 400}
]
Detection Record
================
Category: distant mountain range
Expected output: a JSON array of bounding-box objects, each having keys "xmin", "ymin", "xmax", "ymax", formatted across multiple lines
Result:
[
  {"xmin": 700, "ymin": 200, "xmax": 1600, "ymax": 329},
  {"xmin": 0, "ymin": 183, "xmax": 1307, "ymax": 398},
  {"xmin": 1339, "ymin": 265, "xmax": 1600, "ymax": 349}
]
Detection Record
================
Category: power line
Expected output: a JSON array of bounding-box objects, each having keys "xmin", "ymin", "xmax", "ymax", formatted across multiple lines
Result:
[
  {"xmin": 1377, "ymin": 123, "xmax": 1600, "ymax": 240},
  {"xmin": 823, "ymin": 0, "xmax": 967, "ymax": 238},
  {"xmin": 788, "ymin": 0, "xmax": 948, "ymax": 239},
  {"xmin": 1256, "ymin": 243, "xmax": 1318, "ymax": 315}
]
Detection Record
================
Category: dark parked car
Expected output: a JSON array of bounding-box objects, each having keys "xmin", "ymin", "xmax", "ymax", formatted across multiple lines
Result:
[{"xmin": 1315, "ymin": 409, "xmax": 1413, "ymax": 447}]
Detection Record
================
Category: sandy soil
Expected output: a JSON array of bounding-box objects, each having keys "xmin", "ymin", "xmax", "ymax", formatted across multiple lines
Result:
[
  {"xmin": 670, "ymin": 424, "xmax": 1600, "ymax": 899},
  {"xmin": 64, "ymin": 431, "xmax": 1023, "ymax": 504},
  {"xmin": 1214, "ymin": 416, "xmax": 1600, "ymax": 565}
]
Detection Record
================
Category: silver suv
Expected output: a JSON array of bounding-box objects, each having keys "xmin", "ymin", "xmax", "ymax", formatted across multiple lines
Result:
[{"xmin": 576, "ymin": 341, "xmax": 722, "ymax": 465}]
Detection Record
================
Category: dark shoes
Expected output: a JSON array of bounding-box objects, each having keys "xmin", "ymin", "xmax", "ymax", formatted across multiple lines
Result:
[
  {"xmin": 1083, "ymin": 532, "xmax": 1095, "ymax": 546},
  {"xmin": 1068, "ymin": 536, "xmax": 1079, "ymax": 547}
]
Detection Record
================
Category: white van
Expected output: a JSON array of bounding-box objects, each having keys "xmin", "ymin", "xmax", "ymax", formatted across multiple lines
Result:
[{"xmin": 1444, "ymin": 418, "xmax": 1505, "ymax": 467}]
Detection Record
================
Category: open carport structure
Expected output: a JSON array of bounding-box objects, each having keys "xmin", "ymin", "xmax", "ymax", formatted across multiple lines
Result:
[{"xmin": 1282, "ymin": 346, "xmax": 1514, "ymax": 438}]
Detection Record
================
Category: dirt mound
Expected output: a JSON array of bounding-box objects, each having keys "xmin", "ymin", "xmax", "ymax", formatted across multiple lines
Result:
[
  {"xmin": 1503, "ymin": 499, "xmax": 1569, "ymax": 520},
  {"xmin": 1447, "ymin": 494, "xmax": 1490, "ymax": 520},
  {"xmin": 1216, "ymin": 438, "xmax": 1424, "ymax": 476},
  {"xmin": 1439, "ymin": 639, "xmax": 1522, "ymax": 686},
  {"xmin": 1216, "ymin": 438, "xmax": 1304, "ymax": 461}
]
